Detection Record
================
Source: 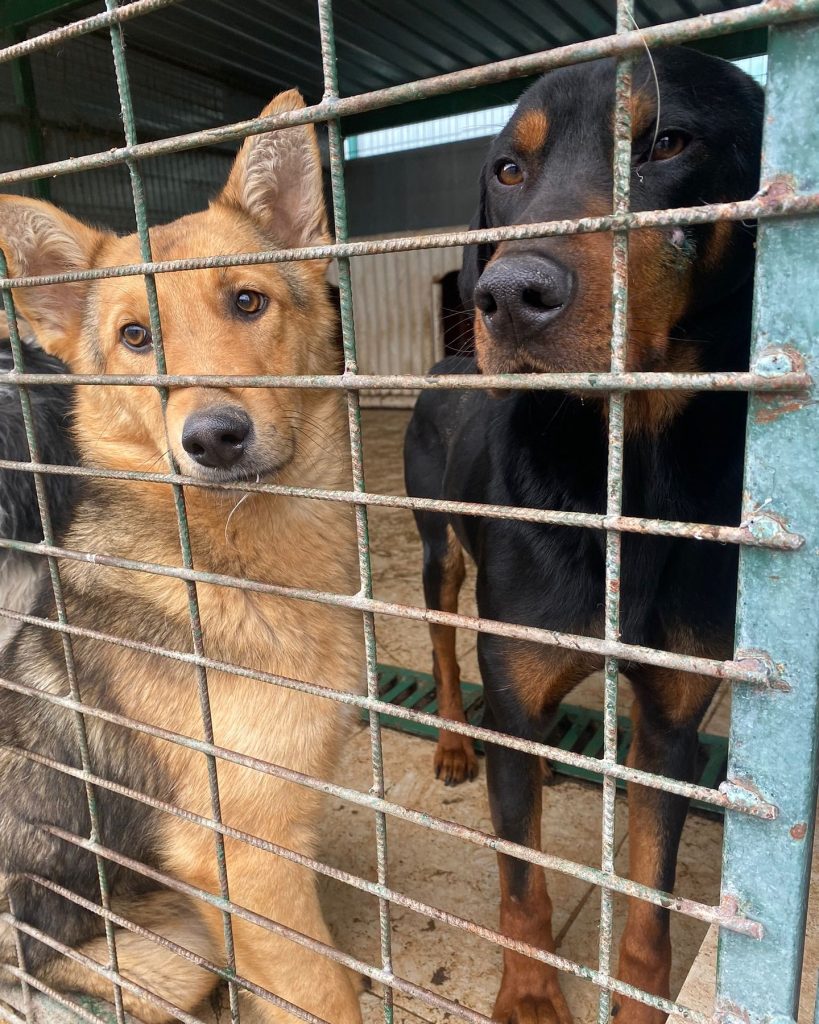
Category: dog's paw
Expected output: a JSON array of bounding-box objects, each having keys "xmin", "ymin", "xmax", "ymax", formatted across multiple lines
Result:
[
  {"xmin": 433, "ymin": 733, "xmax": 478, "ymax": 785},
  {"xmin": 493, "ymin": 993, "xmax": 573, "ymax": 1024},
  {"xmin": 609, "ymin": 996, "xmax": 665, "ymax": 1024}
]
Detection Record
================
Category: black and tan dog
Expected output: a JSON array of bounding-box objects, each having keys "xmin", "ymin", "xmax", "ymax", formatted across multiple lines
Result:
[
  {"xmin": 405, "ymin": 49, "xmax": 762, "ymax": 1022},
  {"xmin": 0, "ymin": 92, "xmax": 363, "ymax": 1023}
]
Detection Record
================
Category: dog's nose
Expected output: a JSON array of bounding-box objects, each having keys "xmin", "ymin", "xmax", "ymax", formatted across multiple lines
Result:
[
  {"xmin": 474, "ymin": 255, "xmax": 573, "ymax": 344},
  {"xmin": 182, "ymin": 407, "xmax": 252, "ymax": 469}
]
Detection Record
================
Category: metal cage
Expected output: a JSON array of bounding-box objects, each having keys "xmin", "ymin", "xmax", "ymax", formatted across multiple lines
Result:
[{"xmin": 0, "ymin": 1, "xmax": 817, "ymax": 1023}]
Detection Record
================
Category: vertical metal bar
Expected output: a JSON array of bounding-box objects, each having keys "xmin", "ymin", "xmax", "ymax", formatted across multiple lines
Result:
[
  {"xmin": 316, "ymin": 1, "xmax": 394, "ymax": 1019},
  {"xmin": 4, "ymin": 27, "xmax": 50, "ymax": 200},
  {"xmin": 103, "ymin": 6, "xmax": 241, "ymax": 1022},
  {"xmin": 597, "ymin": 3, "xmax": 633, "ymax": 1020},
  {"xmin": 0, "ymin": 267, "xmax": 125, "ymax": 1024},
  {"xmin": 6, "ymin": 893, "xmax": 33, "ymax": 1024},
  {"xmin": 717, "ymin": 18, "xmax": 819, "ymax": 1021}
]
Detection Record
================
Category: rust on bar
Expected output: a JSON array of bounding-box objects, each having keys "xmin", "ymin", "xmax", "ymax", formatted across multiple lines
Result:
[
  {"xmin": 1, "ymin": 193, "xmax": 818, "ymax": 287},
  {"xmin": 0, "ymin": 536, "xmax": 786, "ymax": 689},
  {"xmin": 0, "ymin": 458, "xmax": 805, "ymax": 550}
]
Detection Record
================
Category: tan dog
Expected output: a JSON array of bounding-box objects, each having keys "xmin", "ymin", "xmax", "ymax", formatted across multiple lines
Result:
[{"xmin": 0, "ymin": 91, "xmax": 363, "ymax": 1024}]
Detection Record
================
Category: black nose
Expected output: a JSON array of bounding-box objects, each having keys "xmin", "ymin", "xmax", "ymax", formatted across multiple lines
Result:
[
  {"xmin": 181, "ymin": 407, "xmax": 253, "ymax": 469},
  {"xmin": 474, "ymin": 255, "xmax": 573, "ymax": 343}
]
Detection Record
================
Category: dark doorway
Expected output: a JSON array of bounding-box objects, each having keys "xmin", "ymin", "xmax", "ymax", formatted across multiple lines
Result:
[{"xmin": 440, "ymin": 270, "xmax": 474, "ymax": 359}]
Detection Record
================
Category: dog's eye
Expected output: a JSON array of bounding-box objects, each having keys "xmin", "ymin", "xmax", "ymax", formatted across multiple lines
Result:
[
  {"xmin": 496, "ymin": 160, "xmax": 524, "ymax": 186},
  {"xmin": 120, "ymin": 323, "xmax": 152, "ymax": 352},
  {"xmin": 650, "ymin": 131, "xmax": 689, "ymax": 162},
  {"xmin": 235, "ymin": 290, "xmax": 267, "ymax": 315}
]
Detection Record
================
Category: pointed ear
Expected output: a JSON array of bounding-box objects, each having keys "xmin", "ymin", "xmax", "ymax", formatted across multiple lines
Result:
[
  {"xmin": 218, "ymin": 90, "xmax": 330, "ymax": 250},
  {"xmin": 0, "ymin": 195, "xmax": 106, "ymax": 362},
  {"xmin": 458, "ymin": 171, "xmax": 490, "ymax": 311}
]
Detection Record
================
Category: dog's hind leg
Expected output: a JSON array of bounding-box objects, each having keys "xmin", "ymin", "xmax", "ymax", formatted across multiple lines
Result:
[
  {"xmin": 41, "ymin": 890, "xmax": 222, "ymax": 1024},
  {"xmin": 419, "ymin": 517, "xmax": 475, "ymax": 785}
]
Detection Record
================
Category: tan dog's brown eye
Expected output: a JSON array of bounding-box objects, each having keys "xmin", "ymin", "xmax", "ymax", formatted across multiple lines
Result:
[
  {"xmin": 496, "ymin": 160, "xmax": 524, "ymax": 186},
  {"xmin": 650, "ymin": 131, "xmax": 689, "ymax": 161},
  {"xmin": 120, "ymin": 323, "xmax": 152, "ymax": 352},
  {"xmin": 235, "ymin": 290, "xmax": 267, "ymax": 315}
]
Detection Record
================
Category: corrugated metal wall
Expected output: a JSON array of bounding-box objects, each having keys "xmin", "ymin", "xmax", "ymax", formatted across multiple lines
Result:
[
  {"xmin": 339, "ymin": 234, "xmax": 465, "ymax": 407},
  {"xmin": 0, "ymin": 22, "xmax": 263, "ymax": 232}
]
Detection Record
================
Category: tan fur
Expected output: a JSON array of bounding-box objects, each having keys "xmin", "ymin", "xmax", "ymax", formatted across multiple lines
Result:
[
  {"xmin": 474, "ymin": 211, "xmax": 702, "ymax": 433},
  {"xmin": 514, "ymin": 110, "xmax": 549, "ymax": 154},
  {"xmin": 492, "ymin": 758, "xmax": 571, "ymax": 1024},
  {"xmin": 0, "ymin": 91, "xmax": 363, "ymax": 1023},
  {"xmin": 429, "ymin": 526, "xmax": 476, "ymax": 784},
  {"xmin": 629, "ymin": 90, "xmax": 656, "ymax": 140}
]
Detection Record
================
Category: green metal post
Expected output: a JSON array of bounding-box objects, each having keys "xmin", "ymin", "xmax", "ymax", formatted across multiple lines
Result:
[{"xmin": 717, "ymin": 18, "xmax": 819, "ymax": 1021}]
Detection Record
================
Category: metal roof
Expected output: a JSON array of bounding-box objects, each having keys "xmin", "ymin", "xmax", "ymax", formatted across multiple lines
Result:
[{"xmin": 10, "ymin": 0, "xmax": 767, "ymax": 133}]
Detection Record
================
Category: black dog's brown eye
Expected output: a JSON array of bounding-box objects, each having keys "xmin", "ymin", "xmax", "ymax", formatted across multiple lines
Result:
[
  {"xmin": 120, "ymin": 323, "xmax": 152, "ymax": 351},
  {"xmin": 235, "ymin": 290, "xmax": 267, "ymax": 315},
  {"xmin": 650, "ymin": 131, "xmax": 689, "ymax": 161},
  {"xmin": 496, "ymin": 160, "xmax": 524, "ymax": 186}
]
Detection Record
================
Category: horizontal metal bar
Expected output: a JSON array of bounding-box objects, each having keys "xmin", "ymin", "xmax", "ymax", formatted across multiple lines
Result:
[
  {"xmin": 18, "ymin": 875, "xmax": 332, "ymax": 1024},
  {"xmin": 0, "ymin": 1002, "xmax": 26, "ymax": 1024},
  {"xmin": 1, "ymin": 917, "xmax": 205, "ymax": 1024},
  {"xmin": 15, "ymin": 837, "xmax": 494, "ymax": 1024},
  {"xmin": 21, "ymin": 842, "xmax": 710, "ymax": 1022},
  {"xmin": 2, "ymin": 968, "xmax": 111, "ymax": 1024},
  {"xmin": 1, "ymin": 0, "xmax": 817, "ymax": 186},
  {"xmin": 45, "ymin": 823, "xmax": 759, "ymax": 1013},
  {"xmin": 0, "ymin": 605, "xmax": 768, "ymax": 810},
  {"xmin": 0, "ymin": 670, "xmax": 774, "ymax": 909},
  {"xmin": 0, "ymin": 535, "xmax": 785, "ymax": 689},
  {"xmin": 0, "ymin": 458, "xmax": 802, "ymax": 550},
  {"xmin": 0, "ymin": 0, "xmax": 179, "ymax": 63},
  {"xmin": 3, "ymin": 367, "xmax": 812, "ymax": 393},
  {"xmin": 3, "ymin": 192, "xmax": 819, "ymax": 287}
]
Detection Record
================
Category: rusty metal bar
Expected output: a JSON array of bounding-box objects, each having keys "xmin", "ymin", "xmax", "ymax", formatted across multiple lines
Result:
[
  {"xmin": 0, "ymin": 534, "xmax": 785, "ymax": 689},
  {"xmin": 0, "ymin": 0, "xmax": 181, "ymax": 66},
  {"xmin": 16, "ymin": 852, "xmax": 715, "ymax": 1023},
  {"xmin": 2, "ymin": 191, "xmax": 818, "ymax": 285},
  {"xmin": 0, "ymin": 672, "xmax": 773, "ymax": 911},
  {"xmin": 0, "ymin": 262, "xmax": 126, "ymax": 1022},
  {"xmin": 6, "ymin": 892, "xmax": 32, "ymax": 1024},
  {"xmin": 14, "ymin": 825, "xmax": 738, "ymax": 1023},
  {"xmin": 3, "ymin": 916, "xmax": 208, "ymax": 1024},
  {"xmin": 2, "ymin": 366, "xmax": 812, "ymax": 391},
  {"xmin": 2, "ymin": 968, "xmax": 112, "ymax": 1024},
  {"xmin": 103, "ymin": 7, "xmax": 242, "ymax": 1020},
  {"xmin": 596, "ymin": 6, "xmax": 632, "ymax": 1014},
  {"xmin": 16, "ymin": 876, "xmax": 332, "ymax": 1024},
  {"xmin": 0, "ymin": 611, "xmax": 775, "ymax": 813},
  {"xmin": 316, "ymin": 2, "xmax": 396, "ymax": 1016},
  {"xmin": 0, "ymin": 457, "xmax": 803, "ymax": 549},
  {"xmin": 5, "ymin": 845, "xmax": 491, "ymax": 1024},
  {"xmin": 0, "ymin": 0, "xmax": 817, "ymax": 185}
]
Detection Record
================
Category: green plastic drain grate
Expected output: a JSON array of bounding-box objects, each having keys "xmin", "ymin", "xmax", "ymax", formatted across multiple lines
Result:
[{"xmin": 371, "ymin": 664, "xmax": 729, "ymax": 817}]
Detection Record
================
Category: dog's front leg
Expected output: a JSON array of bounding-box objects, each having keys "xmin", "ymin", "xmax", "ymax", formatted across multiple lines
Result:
[
  {"xmin": 612, "ymin": 668, "xmax": 717, "ymax": 1024},
  {"xmin": 223, "ymin": 842, "xmax": 362, "ymax": 1024},
  {"xmin": 480, "ymin": 637, "xmax": 584, "ymax": 1024},
  {"xmin": 485, "ymin": 735, "xmax": 572, "ymax": 1024}
]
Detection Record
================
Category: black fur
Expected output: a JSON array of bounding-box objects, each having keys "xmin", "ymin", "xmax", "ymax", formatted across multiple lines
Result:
[
  {"xmin": 405, "ymin": 48, "xmax": 763, "ymax": 1012},
  {"xmin": 0, "ymin": 339, "xmax": 78, "ymax": 550}
]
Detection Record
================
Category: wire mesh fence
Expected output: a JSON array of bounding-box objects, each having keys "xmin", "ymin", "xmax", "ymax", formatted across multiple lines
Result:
[{"xmin": 0, "ymin": 2, "xmax": 817, "ymax": 1024}]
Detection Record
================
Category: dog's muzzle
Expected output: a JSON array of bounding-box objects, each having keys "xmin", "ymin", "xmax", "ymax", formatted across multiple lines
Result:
[{"xmin": 474, "ymin": 254, "xmax": 573, "ymax": 349}]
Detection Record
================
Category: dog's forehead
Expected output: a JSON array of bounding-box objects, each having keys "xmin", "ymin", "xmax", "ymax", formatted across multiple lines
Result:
[
  {"xmin": 503, "ymin": 47, "xmax": 748, "ymax": 146},
  {"xmin": 94, "ymin": 207, "xmax": 303, "ymax": 306}
]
